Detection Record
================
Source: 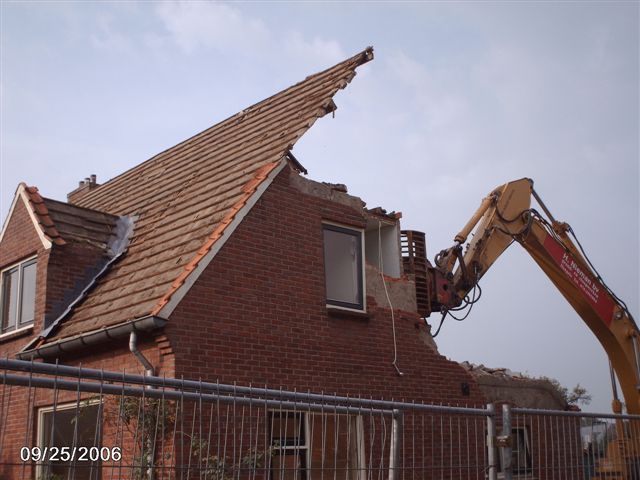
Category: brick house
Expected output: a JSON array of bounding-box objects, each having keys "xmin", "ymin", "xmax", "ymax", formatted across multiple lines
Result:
[{"xmin": 0, "ymin": 47, "xmax": 491, "ymax": 478}]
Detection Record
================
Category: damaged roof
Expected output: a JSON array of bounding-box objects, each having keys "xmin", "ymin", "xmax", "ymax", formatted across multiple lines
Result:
[
  {"xmin": 460, "ymin": 362, "xmax": 530, "ymax": 380},
  {"xmin": 36, "ymin": 47, "xmax": 374, "ymax": 344},
  {"xmin": 461, "ymin": 361, "xmax": 576, "ymax": 409}
]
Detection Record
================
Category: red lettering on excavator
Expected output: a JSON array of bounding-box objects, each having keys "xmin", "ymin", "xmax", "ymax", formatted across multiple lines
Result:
[{"xmin": 543, "ymin": 233, "xmax": 615, "ymax": 327}]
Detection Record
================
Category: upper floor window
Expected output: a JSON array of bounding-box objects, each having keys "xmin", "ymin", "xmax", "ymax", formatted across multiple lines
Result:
[
  {"xmin": 1, "ymin": 257, "xmax": 37, "ymax": 333},
  {"xmin": 323, "ymin": 224, "xmax": 364, "ymax": 311}
]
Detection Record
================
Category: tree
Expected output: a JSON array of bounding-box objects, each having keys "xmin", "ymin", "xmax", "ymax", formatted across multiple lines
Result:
[{"xmin": 541, "ymin": 377, "xmax": 592, "ymax": 406}]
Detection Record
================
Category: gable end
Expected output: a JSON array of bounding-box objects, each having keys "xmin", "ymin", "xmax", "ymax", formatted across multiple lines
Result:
[{"xmin": 0, "ymin": 184, "xmax": 53, "ymax": 252}]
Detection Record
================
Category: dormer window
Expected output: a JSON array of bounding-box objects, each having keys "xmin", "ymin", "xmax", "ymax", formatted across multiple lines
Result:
[{"xmin": 1, "ymin": 257, "xmax": 37, "ymax": 333}]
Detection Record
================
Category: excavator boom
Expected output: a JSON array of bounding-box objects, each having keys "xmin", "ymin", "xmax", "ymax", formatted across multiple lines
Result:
[{"xmin": 430, "ymin": 178, "xmax": 639, "ymax": 414}]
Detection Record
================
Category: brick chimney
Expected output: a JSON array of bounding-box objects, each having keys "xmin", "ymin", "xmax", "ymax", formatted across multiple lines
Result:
[{"xmin": 67, "ymin": 174, "xmax": 100, "ymax": 204}]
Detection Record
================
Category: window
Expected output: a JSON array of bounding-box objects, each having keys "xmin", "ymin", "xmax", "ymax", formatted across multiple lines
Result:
[
  {"xmin": 270, "ymin": 411, "xmax": 364, "ymax": 480},
  {"xmin": 323, "ymin": 225, "xmax": 364, "ymax": 311},
  {"xmin": 37, "ymin": 400, "xmax": 102, "ymax": 480},
  {"xmin": 496, "ymin": 426, "xmax": 532, "ymax": 476},
  {"xmin": 1, "ymin": 257, "xmax": 37, "ymax": 333},
  {"xmin": 270, "ymin": 411, "xmax": 308, "ymax": 480},
  {"xmin": 511, "ymin": 427, "xmax": 532, "ymax": 474}
]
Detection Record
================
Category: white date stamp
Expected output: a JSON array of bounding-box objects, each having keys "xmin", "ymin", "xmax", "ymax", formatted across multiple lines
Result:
[{"xmin": 20, "ymin": 446, "xmax": 122, "ymax": 462}]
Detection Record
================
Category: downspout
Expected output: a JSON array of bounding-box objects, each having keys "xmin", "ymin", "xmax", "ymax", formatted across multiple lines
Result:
[
  {"xmin": 129, "ymin": 331, "xmax": 155, "ymax": 378},
  {"xmin": 128, "ymin": 331, "xmax": 155, "ymax": 480}
]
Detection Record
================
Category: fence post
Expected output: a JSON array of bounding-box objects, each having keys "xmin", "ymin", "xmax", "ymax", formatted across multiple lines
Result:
[
  {"xmin": 500, "ymin": 403, "xmax": 513, "ymax": 480},
  {"xmin": 486, "ymin": 403, "xmax": 498, "ymax": 480},
  {"xmin": 389, "ymin": 409, "xmax": 403, "ymax": 480}
]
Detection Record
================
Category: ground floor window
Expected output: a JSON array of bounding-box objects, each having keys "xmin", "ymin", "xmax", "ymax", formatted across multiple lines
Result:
[
  {"xmin": 37, "ymin": 400, "xmax": 102, "ymax": 480},
  {"xmin": 270, "ymin": 411, "xmax": 307, "ymax": 480},
  {"xmin": 494, "ymin": 426, "xmax": 532, "ymax": 476},
  {"xmin": 511, "ymin": 427, "xmax": 532, "ymax": 474},
  {"xmin": 270, "ymin": 411, "xmax": 364, "ymax": 480}
]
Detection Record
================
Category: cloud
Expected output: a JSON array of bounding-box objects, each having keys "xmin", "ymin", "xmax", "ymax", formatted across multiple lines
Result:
[
  {"xmin": 155, "ymin": 1, "xmax": 271, "ymax": 55},
  {"xmin": 283, "ymin": 32, "xmax": 346, "ymax": 68},
  {"xmin": 90, "ymin": 13, "xmax": 134, "ymax": 54},
  {"xmin": 382, "ymin": 50, "xmax": 475, "ymax": 169},
  {"xmin": 154, "ymin": 1, "xmax": 345, "ymax": 70}
]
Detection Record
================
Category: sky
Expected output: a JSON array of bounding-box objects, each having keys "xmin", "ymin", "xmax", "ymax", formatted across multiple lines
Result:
[{"xmin": 1, "ymin": 1, "xmax": 638, "ymax": 413}]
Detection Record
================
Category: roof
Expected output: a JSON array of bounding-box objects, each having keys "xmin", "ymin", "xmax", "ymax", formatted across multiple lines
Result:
[
  {"xmin": 460, "ymin": 361, "xmax": 569, "ymax": 407},
  {"xmin": 21, "ymin": 185, "xmax": 64, "ymax": 246},
  {"xmin": 0, "ymin": 183, "xmax": 118, "ymax": 253},
  {"xmin": 41, "ymin": 197, "xmax": 120, "ymax": 253},
  {"xmin": 39, "ymin": 47, "xmax": 374, "ymax": 344},
  {"xmin": 460, "ymin": 362, "xmax": 530, "ymax": 380}
]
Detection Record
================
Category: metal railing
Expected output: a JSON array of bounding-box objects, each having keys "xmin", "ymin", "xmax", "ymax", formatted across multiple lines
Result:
[
  {"xmin": 503, "ymin": 405, "xmax": 640, "ymax": 480},
  {"xmin": 1, "ymin": 358, "xmax": 639, "ymax": 480}
]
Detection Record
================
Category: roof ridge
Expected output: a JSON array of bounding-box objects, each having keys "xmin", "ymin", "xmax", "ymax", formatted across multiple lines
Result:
[{"xmin": 42, "ymin": 196, "xmax": 119, "ymax": 219}]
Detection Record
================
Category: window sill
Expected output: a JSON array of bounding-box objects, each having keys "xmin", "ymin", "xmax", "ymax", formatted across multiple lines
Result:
[
  {"xmin": 0, "ymin": 325, "xmax": 34, "ymax": 342},
  {"xmin": 326, "ymin": 306, "xmax": 370, "ymax": 321}
]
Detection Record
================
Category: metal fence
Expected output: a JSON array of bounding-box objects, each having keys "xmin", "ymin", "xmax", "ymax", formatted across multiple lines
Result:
[{"xmin": 0, "ymin": 359, "xmax": 639, "ymax": 480}]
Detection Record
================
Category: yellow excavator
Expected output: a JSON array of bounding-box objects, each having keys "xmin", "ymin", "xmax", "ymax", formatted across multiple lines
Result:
[{"xmin": 411, "ymin": 178, "xmax": 638, "ymax": 478}]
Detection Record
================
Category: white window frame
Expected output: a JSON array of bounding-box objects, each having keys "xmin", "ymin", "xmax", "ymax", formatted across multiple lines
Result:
[
  {"xmin": 322, "ymin": 222, "xmax": 366, "ymax": 313},
  {"xmin": 36, "ymin": 398, "xmax": 102, "ymax": 480},
  {"xmin": 270, "ymin": 410, "xmax": 366, "ymax": 480},
  {"xmin": 0, "ymin": 255, "xmax": 37, "ymax": 334},
  {"xmin": 511, "ymin": 426, "xmax": 532, "ymax": 475}
]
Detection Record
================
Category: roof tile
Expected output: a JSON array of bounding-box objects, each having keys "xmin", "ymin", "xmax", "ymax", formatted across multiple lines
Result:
[{"xmin": 44, "ymin": 47, "xmax": 373, "ymax": 342}]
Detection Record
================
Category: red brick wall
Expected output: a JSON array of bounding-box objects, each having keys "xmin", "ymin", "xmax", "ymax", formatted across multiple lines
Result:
[
  {"xmin": 168, "ymin": 168, "xmax": 485, "ymax": 406},
  {"xmin": 0, "ymin": 338, "xmax": 171, "ymax": 480},
  {"xmin": 162, "ymin": 168, "xmax": 488, "ymax": 476},
  {"xmin": 0, "ymin": 195, "xmax": 123, "ymax": 353},
  {"xmin": 0, "ymin": 196, "xmax": 174, "ymax": 478},
  {"xmin": 0, "ymin": 198, "xmax": 49, "ymax": 350},
  {"xmin": 0, "ymin": 199, "xmax": 48, "ymax": 479},
  {"xmin": 0, "ymin": 199, "xmax": 43, "ymax": 266},
  {"xmin": 0, "ymin": 169, "xmax": 489, "ymax": 477},
  {"xmin": 43, "ymin": 242, "xmax": 109, "ymax": 327}
]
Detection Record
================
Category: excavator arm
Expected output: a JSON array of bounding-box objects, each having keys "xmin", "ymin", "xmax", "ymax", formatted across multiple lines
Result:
[{"xmin": 432, "ymin": 178, "xmax": 640, "ymax": 415}]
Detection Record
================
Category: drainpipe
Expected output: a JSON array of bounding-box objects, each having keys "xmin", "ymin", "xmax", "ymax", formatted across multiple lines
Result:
[
  {"xmin": 129, "ymin": 331, "xmax": 155, "ymax": 480},
  {"xmin": 129, "ymin": 331, "xmax": 155, "ymax": 378}
]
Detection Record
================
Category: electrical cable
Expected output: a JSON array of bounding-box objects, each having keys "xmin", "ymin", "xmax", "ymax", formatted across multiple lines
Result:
[{"xmin": 378, "ymin": 220, "xmax": 404, "ymax": 376}]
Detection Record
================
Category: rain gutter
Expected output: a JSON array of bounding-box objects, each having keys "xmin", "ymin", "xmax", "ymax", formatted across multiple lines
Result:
[{"xmin": 16, "ymin": 316, "xmax": 166, "ymax": 360}]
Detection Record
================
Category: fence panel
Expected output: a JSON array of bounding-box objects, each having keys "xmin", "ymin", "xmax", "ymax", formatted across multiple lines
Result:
[
  {"xmin": 509, "ymin": 406, "xmax": 640, "ymax": 480},
  {"xmin": 5, "ymin": 359, "xmax": 640, "ymax": 480}
]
